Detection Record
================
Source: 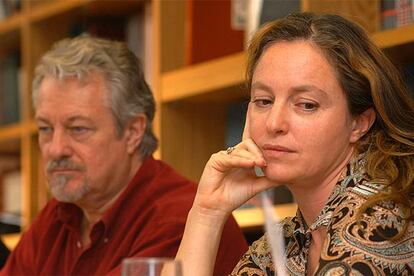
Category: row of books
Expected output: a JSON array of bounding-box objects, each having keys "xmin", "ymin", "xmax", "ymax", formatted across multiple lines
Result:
[
  {"xmin": 191, "ymin": 0, "xmax": 413, "ymax": 65},
  {"xmin": 381, "ymin": 0, "xmax": 414, "ymax": 30}
]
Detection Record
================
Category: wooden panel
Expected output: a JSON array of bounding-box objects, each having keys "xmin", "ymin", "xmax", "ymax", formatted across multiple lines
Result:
[
  {"xmin": 20, "ymin": 134, "xmax": 40, "ymax": 228},
  {"xmin": 0, "ymin": 14, "xmax": 21, "ymax": 57},
  {"xmin": 303, "ymin": 0, "xmax": 380, "ymax": 33},
  {"xmin": 162, "ymin": 52, "xmax": 246, "ymax": 102},
  {"xmin": 233, "ymin": 203, "xmax": 297, "ymax": 230},
  {"xmin": 0, "ymin": 123, "xmax": 22, "ymax": 142},
  {"xmin": 160, "ymin": 0, "xmax": 187, "ymax": 72},
  {"xmin": 27, "ymin": 0, "xmax": 143, "ymax": 16},
  {"xmin": 0, "ymin": 11, "xmax": 21, "ymax": 34},
  {"xmin": 161, "ymin": 102, "xmax": 226, "ymax": 182},
  {"xmin": 28, "ymin": 0, "xmax": 87, "ymax": 22},
  {"xmin": 149, "ymin": 0, "xmax": 162, "ymax": 158},
  {"xmin": 371, "ymin": 24, "xmax": 414, "ymax": 49},
  {"xmin": 1, "ymin": 233, "xmax": 21, "ymax": 250}
]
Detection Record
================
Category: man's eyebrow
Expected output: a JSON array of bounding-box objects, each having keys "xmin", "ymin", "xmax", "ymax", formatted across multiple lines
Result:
[
  {"xmin": 35, "ymin": 115, "xmax": 94, "ymax": 124},
  {"xmin": 66, "ymin": 116, "xmax": 94, "ymax": 124},
  {"xmin": 35, "ymin": 116, "xmax": 49, "ymax": 123}
]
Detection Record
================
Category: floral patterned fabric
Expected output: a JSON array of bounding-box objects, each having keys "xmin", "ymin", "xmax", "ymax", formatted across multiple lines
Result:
[{"xmin": 231, "ymin": 155, "xmax": 414, "ymax": 275}]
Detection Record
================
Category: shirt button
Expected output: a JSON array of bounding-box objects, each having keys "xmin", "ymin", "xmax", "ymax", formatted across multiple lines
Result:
[
  {"xmin": 104, "ymin": 238, "xmax": 109, "ymax": 243},
  {"xmin": 76, "ymin": 241, "xmax": 82, "ymax": 248}
]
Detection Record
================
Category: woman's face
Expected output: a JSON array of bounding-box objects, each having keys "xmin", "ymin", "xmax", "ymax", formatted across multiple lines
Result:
[{"xmin": 248, "ymin": 40, "xmax": 359, "ymax": 187}]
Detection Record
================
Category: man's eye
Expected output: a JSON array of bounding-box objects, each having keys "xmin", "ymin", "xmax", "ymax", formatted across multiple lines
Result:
[
  {"xmin": 38, "ymin": 126, "xmax": 52, "ymax": 133},
  {"xmin": 70, "ymin": 127, "xmax": 88, "ymax": 134}
]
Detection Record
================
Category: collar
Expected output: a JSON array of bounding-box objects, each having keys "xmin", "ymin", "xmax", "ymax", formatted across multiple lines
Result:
[
  {"xmin": 55, "ymin": 156, "xmax": 158, "ymax": 239},
  {"xmin": 295, "ymin": 153, "xmax": 369, "ymax": 235}
]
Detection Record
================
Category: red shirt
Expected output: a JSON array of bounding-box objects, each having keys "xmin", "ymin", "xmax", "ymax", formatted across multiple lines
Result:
[{"xmin": 1, "ymin": 157, "xmax": 248, "ymax": 275}]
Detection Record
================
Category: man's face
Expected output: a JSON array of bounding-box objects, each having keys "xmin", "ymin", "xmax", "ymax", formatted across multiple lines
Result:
[{"xmin": 35, "ymin": 74, "xmax": 132, "ymax": 205}]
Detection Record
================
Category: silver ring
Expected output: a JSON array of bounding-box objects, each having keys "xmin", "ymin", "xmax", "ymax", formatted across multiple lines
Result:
[{"xmin": 226, "ymin": 146, "xmax": 235, "ymax": 154}]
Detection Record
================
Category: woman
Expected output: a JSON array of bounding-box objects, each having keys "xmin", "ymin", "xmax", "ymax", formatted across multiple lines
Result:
[{"xmin": 176, "ymin": 12, "xmax": 414, "ymax": 275}]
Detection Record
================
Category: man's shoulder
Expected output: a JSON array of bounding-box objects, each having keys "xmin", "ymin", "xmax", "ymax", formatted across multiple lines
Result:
[
  {"xmin": 24, "ymin": 199, "xmax": 63, "ymax": 232},
  {"xmin": 143, "ymin": 158, "xmax": 197, "ymax": 197}
]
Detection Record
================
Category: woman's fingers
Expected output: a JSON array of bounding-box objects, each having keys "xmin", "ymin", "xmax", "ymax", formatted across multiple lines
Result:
[
  {"xmin": 225, "ymin": 139, "xmax": 266, "ymax": 167},
  {"xmin": 242, "ymin": 102, "xmax": 252, "ymax": 141}
]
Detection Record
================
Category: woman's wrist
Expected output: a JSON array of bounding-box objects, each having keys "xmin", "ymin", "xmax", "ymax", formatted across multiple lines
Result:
[{"xmin": 188, "ymin": 204, "xmax": 230, "ymax": 229}]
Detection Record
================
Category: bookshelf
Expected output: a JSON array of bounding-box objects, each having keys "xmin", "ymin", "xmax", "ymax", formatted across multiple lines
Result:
[
  {"xmin": 158, "ymin": 2, "xmax": 414, "ymax": 229},
  {"xmin": 0, "ymin": 0, "xmax": 413, "ymax": 240}
]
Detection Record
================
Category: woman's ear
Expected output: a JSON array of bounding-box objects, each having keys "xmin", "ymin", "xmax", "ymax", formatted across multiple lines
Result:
[
  {"xmin": 125, "ymin": 114, "xmax": 147, "ymax": 154},
  {"xmin": 350, "ymin": 108, "xmax": 376, "ymax": 143}
]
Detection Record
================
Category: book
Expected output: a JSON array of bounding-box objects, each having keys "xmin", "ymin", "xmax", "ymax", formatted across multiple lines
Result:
[
  {"xmin": 381, "ymin": 0, "xmax": 414, "ymax": 30},
  {"xmin": 186, "ymin": 0, "xmax": 244, "ymax": 64},
  {"xmin": 244, "ymin": 0, "xmax": 300, "ymax": 45},
  {"xmin": 0, "ymin": 53, "xmax": 20, "ymax": 126}
]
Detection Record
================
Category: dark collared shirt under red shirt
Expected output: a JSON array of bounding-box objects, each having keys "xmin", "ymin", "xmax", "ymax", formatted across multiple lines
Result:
[{"xmin": 1, "ymin": 157, "xmax": 248, "ymax": 275}]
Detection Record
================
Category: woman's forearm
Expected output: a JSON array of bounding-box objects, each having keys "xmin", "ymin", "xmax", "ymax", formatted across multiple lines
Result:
[{"xmin": 176, "ymin": 207, "xmax": 229, "ymax": 276}]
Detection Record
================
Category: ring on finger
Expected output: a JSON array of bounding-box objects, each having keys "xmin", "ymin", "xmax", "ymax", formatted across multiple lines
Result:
[{"xmin": 226, "ymin": 146, "xmax": 235, "ymax": 155}]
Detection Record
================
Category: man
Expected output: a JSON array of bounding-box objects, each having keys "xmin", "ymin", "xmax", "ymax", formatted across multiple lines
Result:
[{"xmin": 1, "ymin": 36, "xmax": 248, "ymax": 275}]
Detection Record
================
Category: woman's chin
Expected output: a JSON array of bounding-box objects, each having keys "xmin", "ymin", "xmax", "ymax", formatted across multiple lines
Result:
[{"xmin": 263, "ymin": 167, "xmax": 294, "ymax": 185}]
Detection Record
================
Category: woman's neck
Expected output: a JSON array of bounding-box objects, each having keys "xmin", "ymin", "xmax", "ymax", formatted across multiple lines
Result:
[{"xmin": 290, "ymin": 148, "xmax": 354, "ymax": 227}]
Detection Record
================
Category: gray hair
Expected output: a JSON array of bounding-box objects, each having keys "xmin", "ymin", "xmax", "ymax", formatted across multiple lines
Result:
[{"xmin": 32, "ymin": 36, "xmax": 158, "ymax": 158}]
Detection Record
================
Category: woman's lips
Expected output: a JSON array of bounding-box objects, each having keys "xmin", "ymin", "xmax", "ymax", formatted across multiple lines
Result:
[{"xmin": 262, "ymin": 144, "xmax": 296, "ymax": 159}]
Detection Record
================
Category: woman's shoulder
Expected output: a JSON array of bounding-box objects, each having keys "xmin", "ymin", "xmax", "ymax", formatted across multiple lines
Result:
[{"xmin": 324, "ymin": 185, "xmax": 414, "ymax": 275}]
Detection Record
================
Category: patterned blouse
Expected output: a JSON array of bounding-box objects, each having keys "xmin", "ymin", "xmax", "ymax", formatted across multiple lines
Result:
[{"xmin": 231, "ymin": 155, "xmax": 414, "ymax": 275}]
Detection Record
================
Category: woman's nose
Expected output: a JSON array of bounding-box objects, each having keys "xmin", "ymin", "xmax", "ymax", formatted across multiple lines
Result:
[{"xmin": 266, "ymin": 104, "xmax": 289, "ymax": 135}]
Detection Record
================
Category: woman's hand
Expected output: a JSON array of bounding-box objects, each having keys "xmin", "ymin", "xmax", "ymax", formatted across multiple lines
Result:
[
  {"xmin": 193, "ymin": 103, "xmax": 275, "ymax": 220},
  {"xmin": 194, "ymin": 139, "xmax": 273, "ymax": 217}
]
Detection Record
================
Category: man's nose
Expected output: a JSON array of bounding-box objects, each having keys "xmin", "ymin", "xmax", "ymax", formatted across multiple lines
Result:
[{"xmin": 47, "ymin": 129, "xmax": 73, "ymax": 159}]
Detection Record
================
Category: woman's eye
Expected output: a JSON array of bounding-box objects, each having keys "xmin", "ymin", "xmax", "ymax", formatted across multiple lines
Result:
[
  {"xmin": 298, "ymin": 102, "xmax": 319, "ymax": 111},
  {"xmin": 252, "ymin": 99, "xmax": 273, "ymax": 107}
]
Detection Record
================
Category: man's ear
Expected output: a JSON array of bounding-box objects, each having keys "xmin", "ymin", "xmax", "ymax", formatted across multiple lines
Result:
[
  {"xmin": 124, "ymin": 114, "xmax": 147, "ymax": 154},
  {"xmin": 350, "ymin": 107, "xmax": 376, "ymax": 143}
]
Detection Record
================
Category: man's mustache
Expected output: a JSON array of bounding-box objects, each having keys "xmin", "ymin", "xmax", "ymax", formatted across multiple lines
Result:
[{"xmin": 47, "ymin": 159, "xmax": 85, "ymax": 173}]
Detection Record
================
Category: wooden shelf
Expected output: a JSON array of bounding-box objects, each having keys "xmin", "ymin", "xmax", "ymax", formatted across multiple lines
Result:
[
  {"xmin": 1, "ymin": 233, "xmax": 21, "ymax": 250},
  {"xmin": 0, "ymin": 121, "xmax": 38, "ymax": 143},
  {"xmin": 0, "ymin": 123, "xmax": 23, "ymax": 142},
  {"xmin": 371, "ymin": 24, "xmax": 414, "ymax": 49},
  {"xmin": 161, "ymin": 25, "xmax": 414, "ymax": 104},
  {"xmin": 29, "ymin": 0, "xmax": 145, "ymax": 23},
  {"xmin": 161, "ymin": 52, "xmax": 246, "ymax": 103},
  {"xmin": 28, "ymin": 0, "xmax": 87, "ymax": 22},
  {"xmin": 0, "ymin": 13, "xmax": 22, "ymax": 35},
  {"xmin": 0, "ymin": 13, "xmax": 21, "ymax": 56},
  {"xmin": 233, "ymin": 203, "xmax": 297, "ymax": 230}
]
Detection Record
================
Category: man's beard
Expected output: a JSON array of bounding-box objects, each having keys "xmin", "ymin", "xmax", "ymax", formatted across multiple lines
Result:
[{"xmin": 47, "ymin": 159, "xmax": 90, "ymax": 203}]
